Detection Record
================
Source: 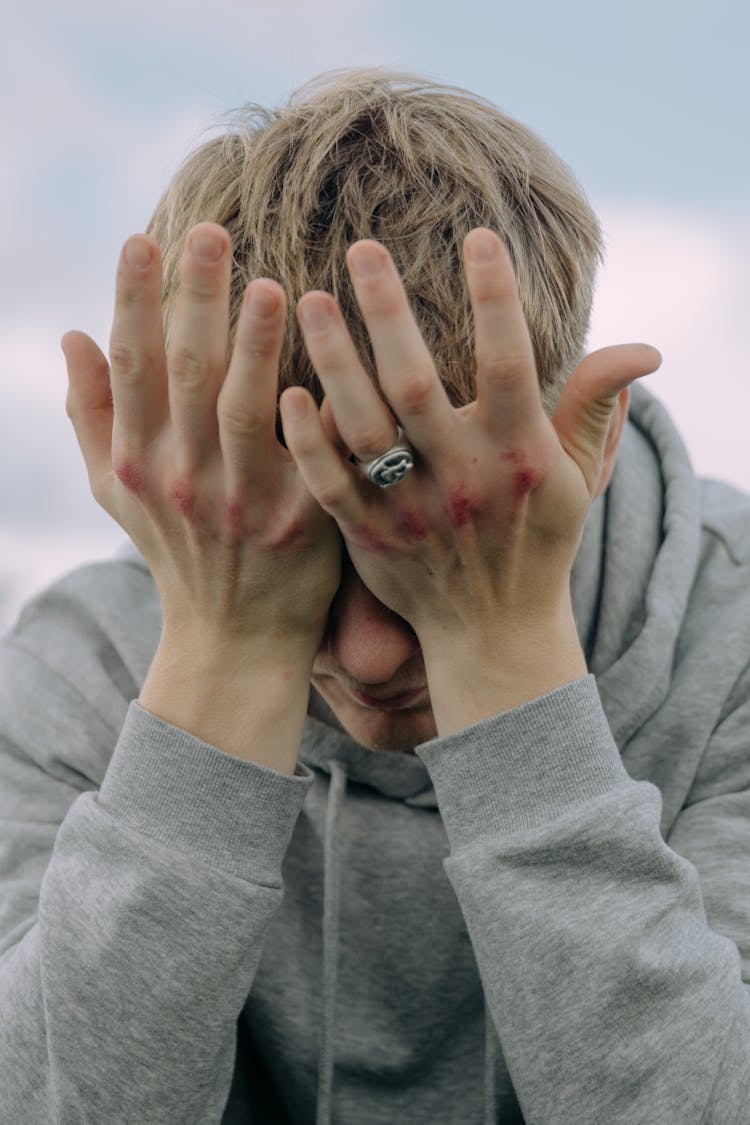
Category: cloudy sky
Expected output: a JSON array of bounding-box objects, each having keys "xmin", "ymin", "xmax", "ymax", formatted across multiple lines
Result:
[{"xmin": 1, "ymin": 0, "xmax": 748, "ymax": 630}]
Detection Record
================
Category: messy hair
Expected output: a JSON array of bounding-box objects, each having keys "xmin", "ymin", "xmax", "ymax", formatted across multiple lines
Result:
[{"xmin": 148, "ymin": 67, "xmax": 603, "ymax": 416}]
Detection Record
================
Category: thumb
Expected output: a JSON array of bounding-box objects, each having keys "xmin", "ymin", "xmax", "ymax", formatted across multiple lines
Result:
[
  {"xmin": 62, "ymin": 330, "xmax": 114, "ymax": 498},
  {"xmin": 552, "ymin": 343, "xmax": 661, "ymax": 494}
]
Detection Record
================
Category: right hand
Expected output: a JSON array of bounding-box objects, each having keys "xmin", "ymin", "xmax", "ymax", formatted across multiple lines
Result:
[{"xmin": 62, "ymin": 223, "xmax": 342, "ymax": 661}]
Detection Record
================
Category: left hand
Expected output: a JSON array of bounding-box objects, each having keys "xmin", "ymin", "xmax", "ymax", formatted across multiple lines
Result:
[{"xmin": 280, "ymin": 229, "xmax": 660, "ymax": 665}]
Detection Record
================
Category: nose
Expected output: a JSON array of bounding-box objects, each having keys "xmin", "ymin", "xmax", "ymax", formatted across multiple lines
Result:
[{"xmin": 324, "ymin": 560, "xmax": 421, "ymax": 686}]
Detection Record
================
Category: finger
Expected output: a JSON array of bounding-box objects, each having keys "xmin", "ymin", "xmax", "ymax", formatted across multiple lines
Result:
[
  {"xmin": 463, "ymin": 229, "xmax": 543, "ymax": 442},
  {"xmin": 297, "ymin": 290, "xmax": 400, "ymax": 463},
  {"xmin": 553, "ymin": 343, "xmax": 662, "ymax": 493},
  {"xmin": 345, "ymin": 241, "xmax": 456, "ymax": 457},
  {"xmin": 62, "ymin": 330, "xmax": 115, "ymax": 501},
  {"xmin": 167, "ymin": 223, "xmax": 232, "ymax": 466},
  {"xmin": 108, "ymin": 234, "xmax": 168, "ymax": 451},
  {"xmin": 319, "ymin": 396, "xmax": 352, "ymax": 458},
  {"xmin": 279, "ymin": 388, "xmax": 366, "ymax": 526},
  {"xmin": 218, "ymin": 278, "xmax": 287, "ymax": 487}
]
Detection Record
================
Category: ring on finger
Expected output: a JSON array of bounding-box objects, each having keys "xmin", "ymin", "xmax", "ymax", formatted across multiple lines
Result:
[{"xmin": 357, "ymin": 426, "xmax": 415, "ymax": 488}]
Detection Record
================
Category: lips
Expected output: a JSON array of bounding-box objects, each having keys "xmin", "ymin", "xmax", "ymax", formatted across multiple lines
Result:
[{"xmin": 349, "ymin": 686, "xmax": 427, "ymax": 711}]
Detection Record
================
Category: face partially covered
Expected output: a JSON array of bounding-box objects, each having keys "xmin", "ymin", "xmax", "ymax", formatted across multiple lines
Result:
[{"xmin": 310, "ymin": 557, "xmax": 437, "ymax": 753}]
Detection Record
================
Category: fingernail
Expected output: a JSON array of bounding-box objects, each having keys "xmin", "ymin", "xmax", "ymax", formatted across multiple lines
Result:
[
  {"xmin": 466, "ymin": 230, "xmax": 499, "ymax": 264},
  {"xmin": 298, "ymin": 296, "xmax": 331, "ymax": 332},
  {"xmin": 189, "ymin": 230, "xmax": 223, "ymax": 263},
  {"xmin": 348, "ymin": 243, "xmax": 385, "ymax": 278},
  {"xmin": 124, "ymin": 237, "xmax": 151, "ymax": 268}
]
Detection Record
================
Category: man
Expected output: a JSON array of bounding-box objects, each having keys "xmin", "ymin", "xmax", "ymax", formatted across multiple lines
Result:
[{"xmin": 1, "ymin": 68, "xmax": 748, "ymax": 1124}]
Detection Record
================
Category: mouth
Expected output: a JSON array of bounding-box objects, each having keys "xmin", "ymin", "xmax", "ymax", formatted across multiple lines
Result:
[{"xmin": 349, "ymin": 686, "xmax": 427, "ymax": 711}]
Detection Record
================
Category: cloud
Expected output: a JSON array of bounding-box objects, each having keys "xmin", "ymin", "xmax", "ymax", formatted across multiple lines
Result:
[{"xmin": 588, "ymin": 204, "xmax": 750, "ymax": 489}]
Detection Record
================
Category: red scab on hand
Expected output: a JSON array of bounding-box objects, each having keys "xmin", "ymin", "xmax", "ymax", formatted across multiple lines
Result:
[
  {"xmin": 350, "ymin": 524, "xmax": 390, "ymax": 554},
  {"xmin": 113, "ymin": 459, "xmax": 146, "ymax": 495},
  {"xmin": 223, "ymin": 498, "xmax": 246, "ymax": 537},
  {"xmin": 168, "ymin": 478, "xmax": 197, "ymax": 518},
  {"xmin": 513, "ymin": 468, "xmax": 542, "ymax": 498},
  {"xmin": 448, "ymin": 485, "xmax": 478, "ymax": 529},
  {"xmin": 397, "ymin": 509, "xmax": 429, "ymax": 542}
]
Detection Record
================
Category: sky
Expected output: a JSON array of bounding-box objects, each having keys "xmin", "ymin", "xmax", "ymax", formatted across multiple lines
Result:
[{"xmin": 1, "ymin": 0, "xmax": 748, "ymax": 631}]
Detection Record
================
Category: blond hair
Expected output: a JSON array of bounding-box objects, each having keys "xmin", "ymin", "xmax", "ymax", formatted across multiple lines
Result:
[{"xmin": 148, "ymin": 68, "xmax": 602, "ymax": 416}]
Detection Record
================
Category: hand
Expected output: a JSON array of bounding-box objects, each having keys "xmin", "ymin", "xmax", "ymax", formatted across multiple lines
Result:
[
  {"xmin": 63, "ymin": 223, "xmax": 342, "ymax": 660},
  {"xmin": 279, "ymin": 229, "xmax": 661, "ymax": 726}
]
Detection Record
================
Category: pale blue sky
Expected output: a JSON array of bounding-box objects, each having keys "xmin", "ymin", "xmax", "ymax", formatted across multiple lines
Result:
[{"xmin": 1, "ymin": 0, "xmax": 748, "ymax": 625}]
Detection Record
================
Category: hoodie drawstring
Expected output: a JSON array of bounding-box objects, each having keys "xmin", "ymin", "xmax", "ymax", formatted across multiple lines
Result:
[
  {"xmin": 316, "ymin": 760, "xmax": 347, "ymax": 1125},
  {"xmin": 316, "ymin": 760, "xmax": 498, "ymax": 1124}
]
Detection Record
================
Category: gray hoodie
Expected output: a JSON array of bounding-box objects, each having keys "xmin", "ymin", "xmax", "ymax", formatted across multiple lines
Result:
[{"xmin": 0, "ymin": 383, "xmax": 748, "ymax": 1124}]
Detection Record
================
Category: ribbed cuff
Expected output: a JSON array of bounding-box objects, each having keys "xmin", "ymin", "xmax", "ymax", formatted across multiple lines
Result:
[
  {"xmin": 415, "ymin": 675, "xmax": 631, "ymax": 851},
  {"xmin": 98, "ymin": 702, "xmax": 314, "ymax": 884}
]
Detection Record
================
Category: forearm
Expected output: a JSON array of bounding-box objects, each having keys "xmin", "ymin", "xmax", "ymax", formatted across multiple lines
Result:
[
  {"xmin": 0, "ymin": 701, "xmax": 313, "ymax": 1124},
  {"xmin": 416, "ymin": 679, "xmax": 747, "ymax": 1124},
  {"xmin": 140, "ymin": 630, "xmax": 317, "ymax": 775}
]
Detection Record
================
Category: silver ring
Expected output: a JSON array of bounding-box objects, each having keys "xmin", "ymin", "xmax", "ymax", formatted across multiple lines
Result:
[{"xmin": 358, "ymin": 426, "xmax": 415, "ymax": 488}]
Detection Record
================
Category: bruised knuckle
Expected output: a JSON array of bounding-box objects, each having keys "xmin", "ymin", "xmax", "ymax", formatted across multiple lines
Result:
[
  {"xmin": 113, "ymin": 455, "xmax": 148, "ymax": 495},
  {"xmin": 166, "ymin": 473, "xmax": 199, "ymax": 519}
]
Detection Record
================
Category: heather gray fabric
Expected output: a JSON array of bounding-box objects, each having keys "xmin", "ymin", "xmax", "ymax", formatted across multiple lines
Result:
[{"xmin": 1, "ymin": 382, "xmax": 749, "ymax": 1124}]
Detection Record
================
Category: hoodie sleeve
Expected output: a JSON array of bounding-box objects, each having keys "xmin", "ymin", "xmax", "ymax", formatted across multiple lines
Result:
[
  {"xmin": 415, "ymin": 673, "xmax": 750, "ymax": 1125},
  {"xmin": 0, "ymin": 572, "xmax": 314, "ymax": 1125}
]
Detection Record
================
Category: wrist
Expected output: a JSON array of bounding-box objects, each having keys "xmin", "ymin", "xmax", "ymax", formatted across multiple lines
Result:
[
  {"xmin": 139, "ymin": 628, "xmax": 319, "ymax": 773},
  {"xmin": 418, "ymin": 602, "xmax": 587, "ymax": 736}
]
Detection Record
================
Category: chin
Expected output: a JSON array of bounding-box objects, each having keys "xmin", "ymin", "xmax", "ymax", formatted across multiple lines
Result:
[
  {"xmin": 313, "ymin": 679, "xmax": 437, "ymax": 754},
  {"xmin": 350, "ymin": 711, "xmax": 436, "ymax": 756},
  {"xmin": 342, "ymin": 709, "xmax": 438, "ymax": 754}
]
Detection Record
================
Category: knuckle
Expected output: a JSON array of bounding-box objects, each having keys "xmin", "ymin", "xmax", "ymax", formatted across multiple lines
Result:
[
  {"xmin": 181, "ymin": 271, "xmax": 223, "ymax": 302},
  {"xmin": 117, "ymin": 278, "xmax": 153, "ymax": 309},
  {"xmin": 169, "ymin": 345, "xmax": 208, "ymax": 388},
  {"xmin": 350, "ymin": 425, "xmax": 397, "ymax": 460},
  {"xmin": 395, "ymin": 366, "xmax": 435, "ymax": 413},
  {"xmin": 482, "ymin": 351, "xmax": 528, "ymax": 386},
  {"xmin": 89, "ymin": 467, "xmax": 117, "ymax": 510},
  {"xmin": 112, "ymin": 455, "xmax": 147, "ymax": 495},
  {"xmin": 166, "ymin": 472, "xmax": 199, "ymax": 519},
  {"xmin": 366, "ymin": 290, "xmax": 403, "ymax": 319},
  {"xmin": 472, "ymin": 276, "xmax": 514, "ymax": 305},
  {"xmin": 218, "ymin": 399, "xmax": 267, "ymax": 438},
  {"xmin": 109, "ymin": 340, "xmax": 141, "ymax": 382},
  {"xmin": 221, "ymin": 494, "xmax": 247, "ymax": 540},
  {"xmin": 305, "ymin": 333, "xmax": 342, "ymax": 370},
  {"xmin": 240, "ymin": 336, "xmax": 278, "ymax": 363},
  {"xmin": 315, "ymin": 475, "xmax": 349, "ymax": 510}
]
